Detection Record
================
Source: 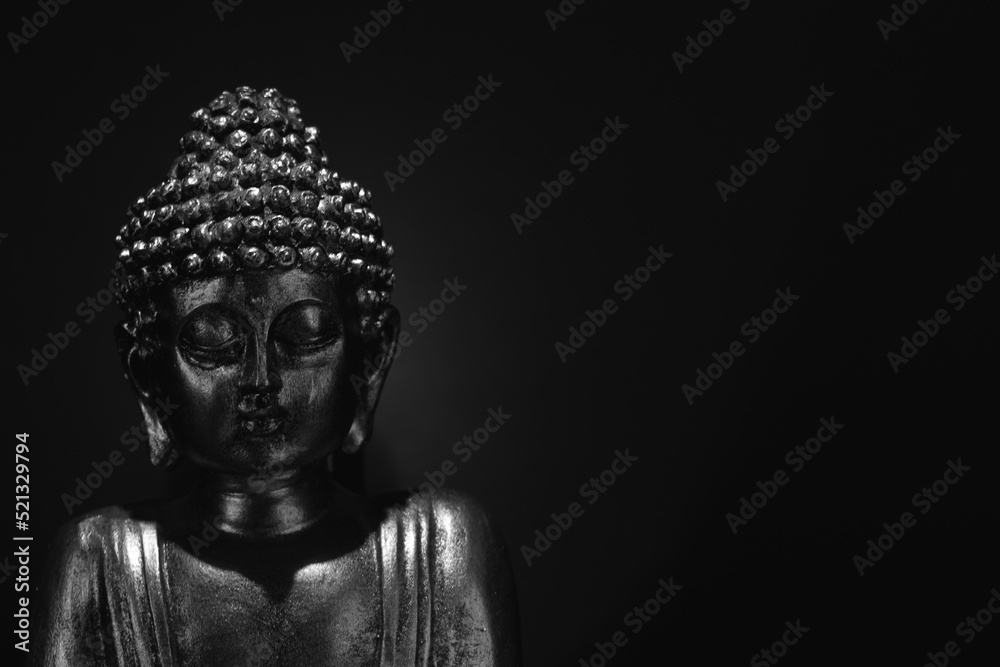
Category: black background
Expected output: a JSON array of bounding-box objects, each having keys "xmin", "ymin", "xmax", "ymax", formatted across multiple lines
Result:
[{"xmin": 3, "ymin": 0, "xmax": 998, "ymax": 665}]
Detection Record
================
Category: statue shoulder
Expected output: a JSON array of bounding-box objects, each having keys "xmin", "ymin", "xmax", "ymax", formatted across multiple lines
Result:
[
  {"xmin": 49, "ymin": 504, "xmax": 138, "ymax": 561},
  {"xmin": 34, "ymin": 505, "xmax": 146, "ymax": 666},
  {"xmin": 404, "ymin": 488, "xmax": 523, "ymax": 665},
  {"xmin": 378, "ymin": 488, "xmax": 509, "ymax": 561},
  {"xmin": 41, "ymin": 503, "xmax": 159, "ymax": 599},
  {"xmin": 427, "ymin": 488, "xmax": 506, "ymax": 555},
  {"xmin": 42, "ymin": 502, "xmax": 163, "ymax": 605}
]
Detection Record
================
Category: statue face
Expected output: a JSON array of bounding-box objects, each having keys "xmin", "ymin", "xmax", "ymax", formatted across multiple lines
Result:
[{"xmin": 148, "ymin": 268, "xmax": 363, "ymax": 473}]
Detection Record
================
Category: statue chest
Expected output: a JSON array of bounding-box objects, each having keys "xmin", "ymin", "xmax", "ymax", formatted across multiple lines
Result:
[{"xmin": 161, "ymin": 538, "xmax": 385, "ymax": 666}]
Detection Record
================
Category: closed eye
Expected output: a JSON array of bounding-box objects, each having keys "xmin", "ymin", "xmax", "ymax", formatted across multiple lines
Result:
[
  {"xmin": 271, "ymin": 301, "xmax": 341, "ymax": 350},
  {"xmin": 178, "ymin": 307, "xmax": 248, "ymax": 363}
]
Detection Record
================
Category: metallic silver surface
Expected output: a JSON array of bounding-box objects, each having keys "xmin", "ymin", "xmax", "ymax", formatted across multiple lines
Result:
[
  {"xmin": 35, "ymin": 485, "xmax": 521, "ymax": 665},
  {"xmin": 34, "ymin": 87, "xmax": 521, "ymax": 666}
]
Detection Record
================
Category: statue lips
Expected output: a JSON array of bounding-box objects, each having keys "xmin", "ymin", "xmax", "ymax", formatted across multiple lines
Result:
[{"xmin": 237, "ymin": 406, "xmax": 289, "ymax": 436}]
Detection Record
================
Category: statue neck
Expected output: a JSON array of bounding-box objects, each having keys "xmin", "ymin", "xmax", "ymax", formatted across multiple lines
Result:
[{"xmin": 192, "ymin": 459, "xmax": 334, "ymax": 539}]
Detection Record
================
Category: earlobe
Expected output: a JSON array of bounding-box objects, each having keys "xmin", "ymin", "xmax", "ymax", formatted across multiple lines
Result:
[
  {"xmin": 115, "ymin": 322, "xmax": 153, "ymax": 399},
  {"xmin": 343, "ymin": 305, "xmax": 400, "ymax": 454},
  {"xmin": 140, "ymin": 400, "xmax": 180, "ymax": 468},
  {"xmin": 114, "ymin": 322, "xmax": 135, "ymax": 386},
  {"xmin": 114, "ymin": 321, "xmax": 179, "ymax": 468}
]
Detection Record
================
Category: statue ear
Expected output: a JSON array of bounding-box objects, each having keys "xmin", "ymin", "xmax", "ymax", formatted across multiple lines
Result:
[
  {"xmin": 114, "ymin": 321, "xmax": 180, "ymax": 468},
  {"xmin": 114, "ymin": 321, "xmax": 156, "ymax": 400},
  {"xmin": 342, "ymin": 305, "xmax": 400, "ymax": 454}
]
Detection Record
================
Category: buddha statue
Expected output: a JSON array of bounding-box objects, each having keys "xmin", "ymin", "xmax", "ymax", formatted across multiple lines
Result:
[{"xmin": 34, "ymin": 87, "xmax": 521, "ymax": 666}]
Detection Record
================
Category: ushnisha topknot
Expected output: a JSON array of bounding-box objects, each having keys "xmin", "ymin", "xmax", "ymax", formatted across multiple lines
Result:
[{"xmin": 113, "ymin": 86, "xmax": 394, "ymax": 351}]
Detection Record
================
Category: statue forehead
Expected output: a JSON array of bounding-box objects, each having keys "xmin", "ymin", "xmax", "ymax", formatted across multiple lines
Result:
[{"xmin": 158, "ymin": 268, "xmax": 342, "ymax": 319}]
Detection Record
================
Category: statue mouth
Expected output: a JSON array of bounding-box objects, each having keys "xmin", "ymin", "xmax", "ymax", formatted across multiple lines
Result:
[{"xmin": 237, "ymin": 407, "xmax": 288, "ymax": 435}]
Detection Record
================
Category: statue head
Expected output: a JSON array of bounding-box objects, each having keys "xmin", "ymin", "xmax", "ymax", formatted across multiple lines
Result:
[{"xmin": 112, "ymin": 86, "xmax": 399, "ymax": 473}]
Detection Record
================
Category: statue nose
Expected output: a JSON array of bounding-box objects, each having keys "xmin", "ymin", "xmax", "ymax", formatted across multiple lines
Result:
[{"xmin": 238, "ymin": 338, "xmax": 282, "ymax": 397}]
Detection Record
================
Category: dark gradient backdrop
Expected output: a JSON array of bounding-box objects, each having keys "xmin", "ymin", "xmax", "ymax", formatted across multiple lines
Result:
[{"xmin": 3, "ymin": 1, "xmax": 998, "ymax": 665}]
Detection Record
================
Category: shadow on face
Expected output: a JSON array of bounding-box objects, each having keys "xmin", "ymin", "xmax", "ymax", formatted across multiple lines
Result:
[{"xmin": 149, "ymin": 268, "xmax": 364, "ymax": 474}]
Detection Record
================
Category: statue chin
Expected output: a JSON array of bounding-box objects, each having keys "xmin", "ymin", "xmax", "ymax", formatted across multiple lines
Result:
[{"xmin": 34, "ymin": 85, "xmax": 522, "ymax": 666}]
